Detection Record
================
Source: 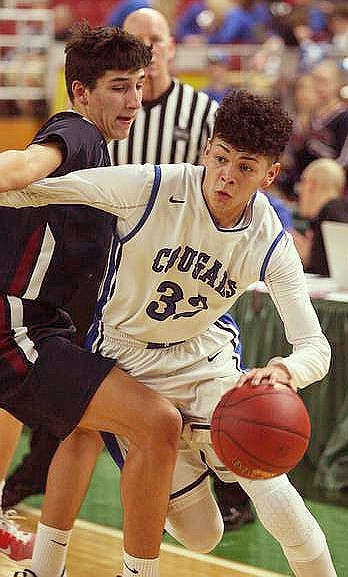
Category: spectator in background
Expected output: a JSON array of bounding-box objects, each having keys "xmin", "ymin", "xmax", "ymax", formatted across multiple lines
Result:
[
  {"xmin": 203, "ymin": 50, "xmax": 231, "ymax": 103},
  {"xmin": 296, "ymin": 59, "xmax": 348, "ymax": 177},
  {"xmin": 279, "ymin": 73, "xmax": 318, "ymax": 199},
  {"xmin": 328, "ymin": 3, "xmax": 348, "ymax": 52},
  {"xmin": 176, "ymin": 0, "xmax": 270, "ymax": 44},
  {"xmin": 208, "ymin": 0, "xmax": 271, "ymax": 44},
  {"xmin": 293, "ymin": 158, "xmax": 348, "ymax": 275},
  {"xmin": 107, "ymin": 0, "xmax": 152, "ymax": 27},
  {"xmin": 106, "ymin": 0, "xmax": 176, "ymax": 32},
  {"xmin": 175, "ymin": 0, "xmax": 233, "ymax": 44},
  {"xmin": 110, "ymin": 6, "xmax": 255, "ymax": 532}
]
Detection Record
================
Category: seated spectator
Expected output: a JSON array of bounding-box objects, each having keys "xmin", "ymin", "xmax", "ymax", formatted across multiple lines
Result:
[
  {"xmin": 203, "ymin": 50, "xmax": 231, "ymax": 102},
  {"xmin": 106, "ymin": 0, "xmax": 176, "ymax": 31},
  {"xmin": 208, "ymin": 0, "xmax": 271, "ymax": 44},
  {"xmin": 300, "ymin": 59, "xmax": 348, "ymax": 174},
  {"xmin": 292, "ymin": 158, "xmax": 348, "ymax": 276},
  {"xmin": 279, "ymin": 73, "xmax": 318, "ymax": 199},
  {"xmin": 328, "ymin": 3, "xmax": 348, "ymax": 52},
  {"xmin": 175, "ymin": 0, "xmax": 232, "ymax": 44}
]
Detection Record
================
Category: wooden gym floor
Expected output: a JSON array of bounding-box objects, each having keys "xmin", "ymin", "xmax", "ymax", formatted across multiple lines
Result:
[{"xmin": 0, "ymin": 506, "xmax": 288, "ymax": 577}]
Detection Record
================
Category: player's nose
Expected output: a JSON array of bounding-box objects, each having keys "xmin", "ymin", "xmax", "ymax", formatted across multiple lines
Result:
[{"xmin": 126, "ymin": 87, "xmax": 142, "ymax": 109}]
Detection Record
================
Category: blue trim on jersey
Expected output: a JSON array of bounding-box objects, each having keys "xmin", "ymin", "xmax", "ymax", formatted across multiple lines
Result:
[
  {"xmin": 121, "ymin": 165, "xmax": 162, "ymax": 244},
  {"xmin": 259, "ymin": 229, "xmax": 285, "ymax": 281},
  {"xmin": 85, "ymin": 234, "xmax": 121, "ymax": 351},
  {"xmin": 101, "ymin": 432, "xmax": 125, "ymax": 469},
  {"xmin": 85, "ymin": 166, "xmax": 161, "ymax": 352},
  {"xmin": 214, "ymin": 313, "xmax": 244, "ymax": 370}
]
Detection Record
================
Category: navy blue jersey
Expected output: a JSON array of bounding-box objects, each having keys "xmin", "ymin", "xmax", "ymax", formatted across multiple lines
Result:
[{"xmin": 0, "ymin": 111, "xmax": 115, "ymax": 330}]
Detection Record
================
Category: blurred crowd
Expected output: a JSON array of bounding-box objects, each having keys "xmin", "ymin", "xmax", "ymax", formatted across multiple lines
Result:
[{"xmin": 1, "ymin": 0, "xmax": 348, "ymax": 274}]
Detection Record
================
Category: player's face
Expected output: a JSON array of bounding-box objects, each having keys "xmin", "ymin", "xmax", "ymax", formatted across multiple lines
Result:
[
  {"xmin": 83, "ymin": 69, "xmax": 145, "ymax": 141},
  {"xmin": 202, "ymin": 138, "xmax": 280, "ymax": 228}
]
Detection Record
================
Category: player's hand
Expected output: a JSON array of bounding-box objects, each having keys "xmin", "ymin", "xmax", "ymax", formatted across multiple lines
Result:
[{"xmin": 236, "ymin": 365, "xmax": 297, "ymax": 392}]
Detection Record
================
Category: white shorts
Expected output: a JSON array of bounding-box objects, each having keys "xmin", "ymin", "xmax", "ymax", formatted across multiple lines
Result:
[{"xmin": 100, "ymin": 317, "xmax": 244, "ymax": 511}]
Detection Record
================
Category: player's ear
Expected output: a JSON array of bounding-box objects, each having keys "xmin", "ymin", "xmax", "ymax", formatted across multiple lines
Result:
[
  {"xmin": 71, "ymin": 80, "xmax": 88, "ymax": 106},
  {"xmin": 261, "ymin": 162, "xmax": 280, "ymax": 188},
  {"xmin": 202, "ymin": 139, "xmax": 212, "ymax": 163}
]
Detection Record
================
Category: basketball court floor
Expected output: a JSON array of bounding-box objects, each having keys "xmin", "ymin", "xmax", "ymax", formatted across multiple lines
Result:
[{"xmin": 0, "ymin": 506, "xmax": 288, "ymax": 577}]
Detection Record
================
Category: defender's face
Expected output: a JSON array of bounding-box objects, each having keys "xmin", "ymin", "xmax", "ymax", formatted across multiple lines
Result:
[
  {"xmin": 83, "ymin": 68, "xmax": 145, "ymax": 141},
  {"xmin": 202, "ymin": 139, "xmax": 280, "ymax": 228}
]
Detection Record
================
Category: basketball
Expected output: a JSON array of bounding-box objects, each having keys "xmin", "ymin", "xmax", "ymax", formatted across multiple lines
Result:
[{"xmin": 211, "ymin": 383, "xmax": 311, "ymax": 479}]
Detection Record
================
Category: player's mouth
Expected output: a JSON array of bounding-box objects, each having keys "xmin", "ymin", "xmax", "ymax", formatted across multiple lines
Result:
[
  {"xmin": 117, "ymin": 116, "xmax": 136, "ymax": 125},
  {"xmin": 215, "ymin": 190, "xmax": 231, "ymax": 201}
]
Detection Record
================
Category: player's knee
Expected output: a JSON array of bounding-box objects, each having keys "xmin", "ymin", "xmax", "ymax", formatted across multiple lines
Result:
[
  {"xmin": 146, "ymin": 399, "xmax": 182, "ymax": 453},
  {"xmin": 186, "ymin": 522, "xmax": 223, "ymax": 553},
  {"xmin": 166, "ymin": 480, "xmax": 224, "ymax": 553},
  {"xmin": 166, "ymin": 513, "xmax": 223, "ymax": 553},
  {"xmin": 241, "ymin": 475, "xmax": 318, "ymax": 548},
  {"xmin": 67, "ymin": 428, "xmax": 104, "ymax": 455},
  {"xmin": 283, "ymin": 525, "xmax": 327, "ymax": 563}
]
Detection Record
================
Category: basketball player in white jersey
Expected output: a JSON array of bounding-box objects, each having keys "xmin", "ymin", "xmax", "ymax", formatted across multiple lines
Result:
[{"xmin": 3, "ymin": 90, "xmax": 336, "ymax": 577}]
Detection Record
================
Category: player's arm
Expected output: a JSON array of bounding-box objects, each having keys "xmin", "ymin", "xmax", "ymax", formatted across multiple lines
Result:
[
  {"xmin": 0, "ymin": 163, "xmax": 153, "ymax": 218},
  {"xmin": 264, "ymin": 233, "xmax": 331, "ymax": 389},
  {"xmin": 0, "ymin": 142, "xmax": 63, "ymax": 193}
]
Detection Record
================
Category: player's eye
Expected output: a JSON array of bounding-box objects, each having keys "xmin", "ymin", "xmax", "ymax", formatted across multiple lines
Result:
[
  {"xmin": 240, "ymin": 163, "xmax": 252, "ymax": 173},
  {"xmin": 216, "ymin": 155, "xmax": 226, "ymax": 164}
]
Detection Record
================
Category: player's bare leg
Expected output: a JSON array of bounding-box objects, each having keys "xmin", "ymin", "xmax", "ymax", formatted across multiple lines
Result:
[
  {"xmin": 30, "ymin": 365, "xmax": 182, "ymax": 577},
  {"xmin": 0, "ymin": 409, "xmax": 22, "ymax": 483},
  {"xmin": 0, "ymin": 409, "xmax": 35, "ymax": 562}
]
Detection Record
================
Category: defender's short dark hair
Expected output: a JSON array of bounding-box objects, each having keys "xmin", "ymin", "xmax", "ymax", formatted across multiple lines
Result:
[
  {"xmin": 64, "ymin": 21, "xmax": 152, "ymax": 102},
  {"xmin": 213, "ymin": 90, "xmax": 293, "ymax": 159}
]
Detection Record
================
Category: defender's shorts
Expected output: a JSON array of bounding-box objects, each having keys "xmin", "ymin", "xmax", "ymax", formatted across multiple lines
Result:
[{"xmin": 0, "ymin": 299, "xmax": 116, "ymax": 439}]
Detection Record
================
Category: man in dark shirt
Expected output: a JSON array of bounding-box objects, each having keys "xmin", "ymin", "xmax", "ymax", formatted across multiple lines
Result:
[
  {"xmin": 0, "ymin": 23, "xmax": 180, "ymax": 576},
  {"xmin": 293, "ymin": 158, "xmax": 348, "ymax": 275}
]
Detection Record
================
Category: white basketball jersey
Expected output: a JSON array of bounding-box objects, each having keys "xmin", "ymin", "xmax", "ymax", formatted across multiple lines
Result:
[
  {"xmin": 91, "ymin": 163, "xmax": 285, "ymax": 343},
  {"xmin": 0, "ymin": 161, "xmax": 330, "ymax": 388}
]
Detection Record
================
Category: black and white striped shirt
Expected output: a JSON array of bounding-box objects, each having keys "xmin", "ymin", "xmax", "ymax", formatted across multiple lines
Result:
[{"xmin": 109, "ymin": 78, "xmax": 218, "ymax": 166}]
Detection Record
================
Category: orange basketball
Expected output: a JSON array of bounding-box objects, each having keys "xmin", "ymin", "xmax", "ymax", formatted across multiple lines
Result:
[{"xmin": 211, "ymin": 383, "xmax": 311, "ymax": 479}]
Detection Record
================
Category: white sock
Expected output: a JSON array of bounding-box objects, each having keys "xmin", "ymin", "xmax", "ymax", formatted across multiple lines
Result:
[
  {"xmin": 31, "ymin": 522, "xmax": 71, "ymax": 577},
  {"xmin": 0, "ymin": 479, "xmax": 5, "ymax": 513},
  {"xmin": 123, "ymin": 551, "xmax": 160, "ymax": 577}
]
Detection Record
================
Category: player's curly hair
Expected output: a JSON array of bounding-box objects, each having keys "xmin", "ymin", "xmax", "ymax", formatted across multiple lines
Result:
[
  {"xmin": 213, "ymin": 90, "xmax": 293, "ymax": 159},
  {"xmin": 64, "ymin": 21, "xmax": 152, "ymax": 102}
]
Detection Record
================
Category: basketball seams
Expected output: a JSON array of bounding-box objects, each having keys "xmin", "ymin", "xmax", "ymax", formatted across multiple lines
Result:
[
  {"xmin": 217, "ymin": 429, "xmax": 295, "ymax": 472},
  {"xmin": 211, "ymin": 383, "xmax": 311, "ymax": 479},
  {"xmin": 214, "ymin": 419, "xmax": 310, "ymax": 440},
  {"xmin": 221, "ymin": 389, "xmax": 305, "ymax": 409}
]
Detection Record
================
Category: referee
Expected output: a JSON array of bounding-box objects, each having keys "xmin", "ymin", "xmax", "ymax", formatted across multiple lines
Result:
[
  {"xmin": 109, "ymin": 9, "xmax": 217, "ymax": 166},
  {"xmin": 109, "ymin": 7, "xmax": 255, "ymax": 533}
]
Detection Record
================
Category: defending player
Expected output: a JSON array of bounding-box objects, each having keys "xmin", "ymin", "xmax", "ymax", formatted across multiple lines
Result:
[
  {"xmin": 0, "ymin": 22, "xmax": 183, "ymax": 576},
  {"xmin": 3, "ymin": 90, "xmax": 336, "ymax": 577}
]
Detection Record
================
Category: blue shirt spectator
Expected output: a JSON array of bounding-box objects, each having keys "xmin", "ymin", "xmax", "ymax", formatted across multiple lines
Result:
[
  {"xmin": 107, "ymin": 0, "xmax": 151, "ymax": 28},
  {"xmin": 175, "ymin": 1, "xmax": 206, "ymax": 42}
]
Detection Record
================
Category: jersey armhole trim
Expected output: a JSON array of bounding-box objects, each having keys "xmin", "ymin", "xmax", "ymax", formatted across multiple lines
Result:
[
  {"xmin": 121, "ymin": 164, "xmax": 161, "ymax": 244},
  {"xmin": 259, "ymin": 228, "xmax": 285, "ymax": 281}
]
